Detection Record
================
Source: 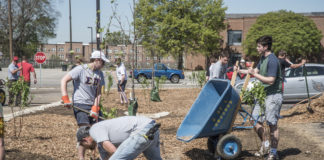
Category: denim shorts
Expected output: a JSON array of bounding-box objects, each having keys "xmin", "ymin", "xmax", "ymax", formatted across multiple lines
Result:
[
  {"xmin": 73, "ymin": 103, "xmax": 102, "ymax": 126},
  {"xmin": 251, "ymin": 93, "xmax": 283, "ymax": 126},
  {"xmin": 99, "ymin": 121, "xmax": 162, "ymax": 160}
]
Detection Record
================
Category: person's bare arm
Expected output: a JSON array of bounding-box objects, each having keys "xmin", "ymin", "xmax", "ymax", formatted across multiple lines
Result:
[
  {"xmin": 61, "ymin": 74, "xmax": 72, "ymax": 96},
  {"xmin": 248, "ymin": 68, "xmax": 276, "ymax": 85},
  {"xmin": 11, "ymin": 66, "xmax": 22, "ymax": 74},
  {"xmin": 290, "ymin": 59, "xmax": 306, "ymax": 69},
  {"xmin": 33, "ymin": 71, "xmax": 37, "ymax": 84},
  {"xmin": 234, "ymin": 66, "xmax": 249, "ymax": 74},
  {"xmin": 101, "ymin": 141, "xmax": 117, "ymax": 157}
]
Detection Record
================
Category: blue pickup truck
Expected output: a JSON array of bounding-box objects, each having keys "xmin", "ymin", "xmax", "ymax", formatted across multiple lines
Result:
[{"xmin": 132, "ymin": 63, "xmax": 185, "ymax": 83}]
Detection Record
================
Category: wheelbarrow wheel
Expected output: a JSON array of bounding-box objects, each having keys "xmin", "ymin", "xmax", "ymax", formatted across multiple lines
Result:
[
  {"xmin": 216, "ymin": 134, "xmax": 242, "ymax": 160},
  {"xmin": 207, "ymin": 136, "xmax": 219, "ymax": 154}
]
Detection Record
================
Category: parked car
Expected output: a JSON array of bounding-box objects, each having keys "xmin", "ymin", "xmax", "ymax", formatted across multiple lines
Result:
[
  {"xmin": 234, "ymin": 63, "xmax": 324, "ymax": 102},
  {"xmin": 131, "ymin": 63, "xmax": 185, "ymax": 83}
]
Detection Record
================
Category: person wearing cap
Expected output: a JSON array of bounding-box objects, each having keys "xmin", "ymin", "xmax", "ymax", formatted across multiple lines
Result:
[
  {"xmin": 76, "ymin": 116, "xmax": 162, "ymax": 160},
  {"xmin": 239, "ymin": 59, "xmax": 246, "ymax": 69},
  {"xmin": 7, "ymin": 56, "xmax": 22, "ymax": 106},
  {"xmin": 115, "ymin": 58, "xmax": 128, "ymax": 104},
  {"xmin": 61, "ymin": 50, "xmax": 109, "ymax": 160}
]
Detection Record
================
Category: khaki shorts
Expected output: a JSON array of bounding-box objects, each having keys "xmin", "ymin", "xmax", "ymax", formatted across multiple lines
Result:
[{"xmin": 252, "ymin": 93, "xmax": 283, "ymax": 126}]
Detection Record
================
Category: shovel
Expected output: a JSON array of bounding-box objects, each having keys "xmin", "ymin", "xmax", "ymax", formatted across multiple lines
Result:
[{"xmin": 303, "ymin": 64, "xmax": 314, "ymax": 113}]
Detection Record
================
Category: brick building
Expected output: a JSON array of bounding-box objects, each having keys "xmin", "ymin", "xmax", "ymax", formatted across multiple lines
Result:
[
  {"xmin": 39, "ymin": 42, "xmax": 178, "ymax": 68},
  {"xmin": 185, "ymin": 12, "xmax": 324, "ymax": 70}
]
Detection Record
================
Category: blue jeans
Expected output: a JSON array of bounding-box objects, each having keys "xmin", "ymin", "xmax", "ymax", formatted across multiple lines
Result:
[{"xmin": 99, "ymin": 122, "xmax": 162, "ymax": 160}]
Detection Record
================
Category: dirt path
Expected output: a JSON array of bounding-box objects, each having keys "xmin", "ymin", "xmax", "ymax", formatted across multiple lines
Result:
[{"xmin": 3, "ymin": 88, "xmax": 324, "ymax": 159}]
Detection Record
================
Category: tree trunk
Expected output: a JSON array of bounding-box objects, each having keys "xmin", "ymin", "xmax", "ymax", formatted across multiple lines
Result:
[{"xmin": 177, "ymin": 53, "xmax": 183, "ymax": 70}]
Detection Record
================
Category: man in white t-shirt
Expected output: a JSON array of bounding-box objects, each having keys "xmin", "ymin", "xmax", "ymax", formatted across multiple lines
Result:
[
  {"xmin": 115, "ymin": 58, "xmax": 128, "ymax": 104},
  {"xmin": 76, "ymin": 116, "xmax": 162, "ymax": 160}
]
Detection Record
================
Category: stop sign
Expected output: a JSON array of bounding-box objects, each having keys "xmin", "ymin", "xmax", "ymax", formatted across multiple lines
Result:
[{"xmin": 35, "ymin": 52, "xmax": 46, "ymax": 64}]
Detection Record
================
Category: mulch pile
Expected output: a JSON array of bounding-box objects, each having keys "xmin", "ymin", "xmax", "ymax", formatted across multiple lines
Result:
[
  {"xmin": 280, "ymin": 93, "xmax": 324, "ymax": 123},
  {"xmin": 3, "ymin": 88, "xmax": 324, "ymax": 159}
]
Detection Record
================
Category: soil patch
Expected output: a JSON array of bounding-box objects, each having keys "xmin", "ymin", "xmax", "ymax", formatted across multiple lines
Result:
[{"xmin": 4, "ymin": 88, "xmax": 324, "ymax": 159}]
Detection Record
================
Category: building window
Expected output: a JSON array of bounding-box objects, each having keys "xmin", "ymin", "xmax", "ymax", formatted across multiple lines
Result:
[
  {"xmin": 43, "ymin": 48, "xmax": 47, "ymax": 52},
  {"xmin": 146, "ymin": 57, "xmax": 150, "ymax": 60},
  {"xmin": 76, "ymin": 48, "xmax": 80, "ymax": 53},
  {"xmin": 52, "ymin": 48, "xmax": 56, "ymax": 52},
  {"xmin": 108, "ymin": 49, "xmax": 112, "ymax": 53},
  {"xmin": 228, "ymin": 30, "xmax": 242, "ymax": 46},
  {"xmin": 37, "ymin": 48, "xmax": 41, "ymax": 52},
  {"xmin": 59, "ymin": 48, "xmax": 64, "ymax": 52}
]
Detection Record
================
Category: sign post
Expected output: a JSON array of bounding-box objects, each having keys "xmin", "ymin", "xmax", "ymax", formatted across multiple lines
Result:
[{"xmin": 34, "ymin": 52, "xmax": 46, "ymax": 87}]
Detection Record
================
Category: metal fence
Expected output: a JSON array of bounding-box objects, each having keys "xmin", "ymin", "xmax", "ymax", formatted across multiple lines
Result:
[{"xmin": 0, "ymin": 58, "xmax": 66, "ymax": 69}]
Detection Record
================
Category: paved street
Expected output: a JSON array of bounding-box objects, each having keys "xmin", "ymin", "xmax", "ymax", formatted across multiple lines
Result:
[
  {"xmin": 0, "ymin": 67, "xmax": 294, "ymax": 115},
  {"xmin": 0, "ymin": 67, "xmax": 197, "ymax": 115}
]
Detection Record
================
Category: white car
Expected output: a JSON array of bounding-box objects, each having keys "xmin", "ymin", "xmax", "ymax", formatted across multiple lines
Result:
[{"xmin": 234, "ymin": 63, "xmax": 324, "ymax": 102}]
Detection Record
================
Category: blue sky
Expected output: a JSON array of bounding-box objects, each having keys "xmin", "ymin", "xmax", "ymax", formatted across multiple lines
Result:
[{"xmin": 48, "ymin": 0, "xmax": 324, "ymax": 44}]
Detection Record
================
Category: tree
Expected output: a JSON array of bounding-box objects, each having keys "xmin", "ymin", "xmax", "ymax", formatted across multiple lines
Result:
[
  {"xmin": 0, "ymin": 0, "xmax": 58, "ymax": 58},
  {"xmin": 135, "ymin": 0, "xmax": 227, "ymax": 69},
  {"xmin": 243, "ymin": 10, "xmax": 323, "ymax": 61},
  {"xmin": 103, "ymin": 31, "xmax": 132, "ymax": 46}
]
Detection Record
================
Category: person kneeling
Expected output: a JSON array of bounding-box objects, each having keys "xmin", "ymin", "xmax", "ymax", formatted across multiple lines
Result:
[{"xmin": 77, "ymin": 116, "xmax": 162, "ymax": 160}]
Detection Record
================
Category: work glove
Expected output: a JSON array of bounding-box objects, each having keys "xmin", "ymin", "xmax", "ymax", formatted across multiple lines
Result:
[
  {"xmin": 90, "ymin": 105, "xmax": 100, "ymax": 119},
  {"xmin": 61, "ymin": 95, "xmax": 72, "ymax": 108}
]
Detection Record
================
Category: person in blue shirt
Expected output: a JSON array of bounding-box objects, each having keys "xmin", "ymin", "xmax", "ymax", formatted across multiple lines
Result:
[{"xmin": 235, "ymin": 36, "xmax": 282, "ymax": 160}]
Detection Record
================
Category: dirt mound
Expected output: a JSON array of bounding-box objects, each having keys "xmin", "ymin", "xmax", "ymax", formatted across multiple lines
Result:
[{"xmin": 281, "ymin": 93, "xmax": 324, "ymax": 123}]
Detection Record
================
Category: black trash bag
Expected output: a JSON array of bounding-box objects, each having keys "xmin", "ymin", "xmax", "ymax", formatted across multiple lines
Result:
[
  {"xmin": 150, "ymin": 86, "xmax": 161, "ymax": 102},
  {"xmin": 128, "ymin": 98, "xmax": 138, "ymax": 116}
]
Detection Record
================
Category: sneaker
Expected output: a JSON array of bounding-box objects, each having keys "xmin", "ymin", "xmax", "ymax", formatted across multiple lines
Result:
[
  {"xmin": 254, "ymin": 145, "xmax": 269, "ymax": 157},
  {"xmin": 266, "ymin": 153, "xmax": 279, "ymax": 160}
]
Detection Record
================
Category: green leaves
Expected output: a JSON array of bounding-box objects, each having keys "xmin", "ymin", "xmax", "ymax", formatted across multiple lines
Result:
[
  {"xmin": 243, "ymin": 10, "xmax": 322, "ymax": 61},
  {"xmin": 241, "ymin": 81, "xmax": 266, "ymax": 113},
  {"xmin": 0, "ymin": 0, "xmax": 58, "ymax": 58},
  {"xmin": 135, "ymin": 0, "xmax": 227, "ymax": 69},
  {"xmin": 6, "ymin": 77, "xmax": 30, "ymax": 107},
  {"xmin": 189, "ymin": 71, "xmax": 206, "ymax": 88}
]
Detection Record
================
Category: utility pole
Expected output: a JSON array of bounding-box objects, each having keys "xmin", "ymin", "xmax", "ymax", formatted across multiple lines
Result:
[
  {"xmin": 96, "ymin": 0, "xmax": 100, "ymax": 50},
  {"xmin": 88, "ymin": 27, "xmax": 93, "ymax": 52},
  {"xmin": 69, "ymin": 0, "xmax": 73, "ymax": 63},
  {"xmin": 8, "ymin": 0, "xmax": 13, "ymax": 60}
]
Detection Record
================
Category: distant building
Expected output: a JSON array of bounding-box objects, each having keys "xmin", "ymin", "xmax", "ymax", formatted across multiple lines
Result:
[{"xmin": 39, "ymin": 43, "xmax": 178, "ymax": 68}]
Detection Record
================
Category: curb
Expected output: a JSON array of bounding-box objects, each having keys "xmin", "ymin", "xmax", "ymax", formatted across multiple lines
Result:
[{"xmin": 3, "ymin": 101, "xmax": 62, "ymax": 122}]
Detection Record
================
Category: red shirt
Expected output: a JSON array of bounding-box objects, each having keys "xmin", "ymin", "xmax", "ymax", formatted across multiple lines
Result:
[{"xmin": 18, "ymin": 61, "xmax": 35, "ymax": 82}]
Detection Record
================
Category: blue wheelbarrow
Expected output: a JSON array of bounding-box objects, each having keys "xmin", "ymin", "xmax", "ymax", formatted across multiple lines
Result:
[{"xmin": 176, "ymin": 79, "xmax": 242, "ymax": 159}]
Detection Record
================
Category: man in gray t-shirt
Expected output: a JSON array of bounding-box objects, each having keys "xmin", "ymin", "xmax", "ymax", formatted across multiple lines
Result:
[
  {"xmin": 209, "ymin": 53, "xmax": 229, "ymax": 79},
  {"xmin": 77, "ymin": 116, "xmax": 162, "ymax": 160},
  {"xmin": 61, "ymin": 50, "xmax": 109, "ymax": 160},
  {"xmin": 7, "ymin": 56, "xmax": 22, "ymax": 106}
]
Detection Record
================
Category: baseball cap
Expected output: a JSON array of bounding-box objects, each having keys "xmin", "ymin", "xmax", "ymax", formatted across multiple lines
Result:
[
  {"xmin": 13, "ymin": 56, "xmax": 19, "ymax": 61},
  {"xmin": 240, "ymin": 59, "xmax": 245, "ymax": 63},
  {"xmin": 90, "ymin": 50, "xmax": 110, "ymax": 63},
  {"xmin": 76, "ymin": 126, "xmax": 90, "ymax": 142}
]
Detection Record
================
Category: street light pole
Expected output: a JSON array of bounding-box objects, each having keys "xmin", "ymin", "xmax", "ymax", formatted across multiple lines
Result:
[
  {"xmin": 88, "ymin": 27, "xmax": 93, "ymax": 52},
  {"xmin": 69, "ymin": 0, "xmax": 73, "ymax": 63},
  {"xmin": 96, "ymin": 0, "xmax": 100, "ymax": 50},
  {"xmin": 8, "ymin": 0, "xmax": 13, "ymax": 60}
]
